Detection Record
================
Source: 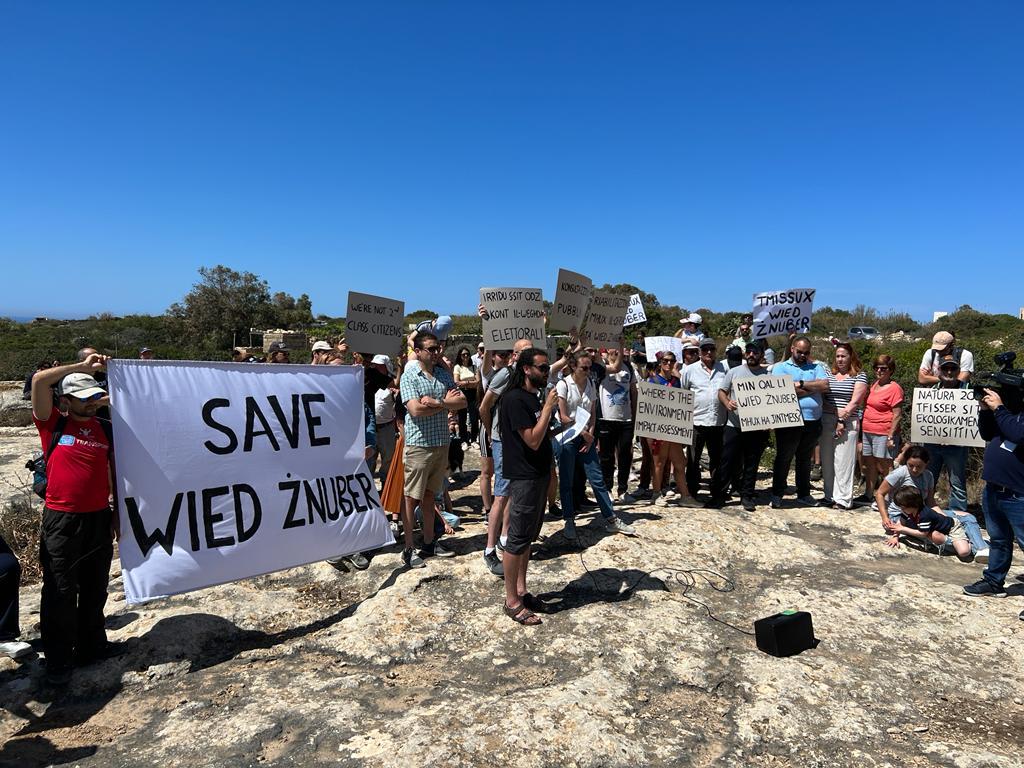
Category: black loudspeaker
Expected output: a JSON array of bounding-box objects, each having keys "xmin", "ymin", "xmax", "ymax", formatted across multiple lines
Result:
[{"xmin": 754, "ymin": 610, "xmax": 816, "ymax": 657}]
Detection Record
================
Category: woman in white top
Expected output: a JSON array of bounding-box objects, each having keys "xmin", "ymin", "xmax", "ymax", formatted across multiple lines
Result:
[
  {"xmin": 555, "ymin": 352, "xmax": 634, "ymax": 539},
  {"xmin": 452, "ymin": 346, "xmax": 480, "ymax": 445},
  {"xmin": 820, "ymin": 343, "xmax": 868, "ymax": 509}
]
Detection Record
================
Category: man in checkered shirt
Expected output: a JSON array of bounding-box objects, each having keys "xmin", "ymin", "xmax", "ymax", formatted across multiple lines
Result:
[{"xmin": 398, "ymin": 331, "xmax": 467, "ymax": 567}]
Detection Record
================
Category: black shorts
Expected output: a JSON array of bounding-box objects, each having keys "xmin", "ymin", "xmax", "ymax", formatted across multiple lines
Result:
[{"xmin": 505, "ymin": 476, "xmax": 548, "ymax": 555}]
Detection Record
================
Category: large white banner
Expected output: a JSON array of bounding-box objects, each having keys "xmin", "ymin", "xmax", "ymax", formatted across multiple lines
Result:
[
  {"xmin": 109, "ymin": 360, "xmax": 394, "ymax": 604},
  {"xmin": 910, "ymin": 387, "xmax": 985, "ymax": 448},
  {"xmin": 751, "ymin": 288, "xmax": 815, "ymax": 340}
]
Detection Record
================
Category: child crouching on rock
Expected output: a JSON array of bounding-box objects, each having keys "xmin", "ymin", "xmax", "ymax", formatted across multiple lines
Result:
[{"xmin": 886, "ymin": 486, "xmax": 981, "ymax": 560}]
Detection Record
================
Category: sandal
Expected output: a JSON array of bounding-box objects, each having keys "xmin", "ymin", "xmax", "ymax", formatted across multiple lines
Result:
[
  {"xmin": 503, "ymin": 601, "xmax": 542, "ymax": 626},
  {"xmin": 519, "ymin": 592, "xmax": 551, "ymax": 614}
]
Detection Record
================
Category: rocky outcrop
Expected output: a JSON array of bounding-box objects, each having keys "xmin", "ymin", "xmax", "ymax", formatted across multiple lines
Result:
[
  {"xmin": 0, "ymin": 382, "xmax": 32, "ymax": 427},
  {"xmin": 1, "ymin": 445, "xmax": 1022, "ymax": 767}
]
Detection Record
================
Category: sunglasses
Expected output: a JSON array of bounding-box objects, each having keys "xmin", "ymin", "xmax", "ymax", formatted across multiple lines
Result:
[
  {"xmin": 874, "ymin": 365, "xmax": 891, "ymax": 371},
  {"xmin": 533, "ymin": 363, "xmax": 550, "ymax": 373},
  {"xmin": 421, "ymin": 346, "xmax": 440, "ymax": 353},
  {"xmin": 76, "ymin": 392, "xmax": 105, "ymax": 402},
  {"xmin": 662, "ymin": 359, "xmax": 676, "ymax": 364}
]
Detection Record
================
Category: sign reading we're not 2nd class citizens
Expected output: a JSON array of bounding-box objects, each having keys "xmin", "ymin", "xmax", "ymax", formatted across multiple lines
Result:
[
  {"xmin": 479, "ymin": 287, "xmax": 546, "ymax": 350},
  {"xmin": 345, "ymin": 291, "xmax": 405, "ymax": 356}
]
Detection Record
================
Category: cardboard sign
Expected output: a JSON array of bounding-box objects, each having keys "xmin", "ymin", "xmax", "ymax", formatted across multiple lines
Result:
[
  {"xmin": 645, "ymin": 336, "xmax": 684, "ymax": 363},
  {"xmin": 733, "ymin": 374, "xmax": 804, "ymax": 431},
  {"xmin": 479, "ymin": 287, "xmax": 546, "ymax": 350},
  {"xmin": 910, "ymin": 387, "xmax": 986, "ymax": 448},
  {"xmin": 581, "ymin": 291, "xmax": 629, "ymax": 348},
  {"xmin": 623, "ymin": 294, "xmax": 647, "ymax": 326},
  {"xmin": 109, "ymin": 360, "xmax": 395, "ymax": 604},
  {"xmin": 752, "ymin": 289, "xmax": 816, "ymax": 340},
  {"xmin": 634, "ymin": 382, "xmax": 695, "ymax": 445},
  {"xmin": 549, "ymin": 268, "xmax": 592, "ymax": 332},
  {"xmin": 345, "ymin": 291, "xmax": 405, "ymax": 356}
]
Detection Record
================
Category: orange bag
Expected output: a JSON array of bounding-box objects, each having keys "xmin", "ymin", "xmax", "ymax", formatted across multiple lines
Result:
[{"xmin": 380, "ymin": 434, "xmax": 405, "ymax": 515}]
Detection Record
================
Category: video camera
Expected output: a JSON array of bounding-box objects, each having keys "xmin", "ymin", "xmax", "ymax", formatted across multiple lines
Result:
[{"xmin": 973, "ymin": 351, "xmax": 1024, "ymax": 412}]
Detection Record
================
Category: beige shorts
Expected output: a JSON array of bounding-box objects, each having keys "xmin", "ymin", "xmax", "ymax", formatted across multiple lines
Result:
[
  {"xmin": 403, "ymin": 444, "xmax": 448, "ymax": 500},
  {"xmin": 947, "ymin": 518, "xmax": 969, "ymax": 543}
]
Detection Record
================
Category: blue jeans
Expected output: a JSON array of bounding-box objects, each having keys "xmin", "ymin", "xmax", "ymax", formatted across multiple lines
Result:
[
  {"xmin": 926, "ymin": 444, "xmax": 968, "ymax": 512},
  {"xmin": 556, "ymin": 436, "xmax": 615, "ymax": 521},
  {"xmin": 938, "ymin": 511, "xmax": 988, "ymax": 555},
  {"xmin": 981, "ymin": 484, "xmax": 1024, "ymax": 588}
]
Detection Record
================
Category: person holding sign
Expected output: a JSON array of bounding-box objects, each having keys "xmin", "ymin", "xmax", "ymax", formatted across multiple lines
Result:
[
  {"xmin": 716, "ymin": 344, "xmax": 771, "ymax": 511},
  {"xmin": 921, "ymin": 357, "xmax": 971, "ymax": 511},
  {"xmin": 770, "ymin": 337, "xmax": 829, "ymax": 508},
  {"xmin": 819, "ymin": 343, "xmax": 868, "ymax": 510},
  {"xmin": 31, "ymin": 353, "xmax": 118, "ymax": 685},
  {"xmin": 555, "ymin": 352, "xmax": 636, "ymax": 539},
  {"xmin": 646, "ymin": 352, "xmax": 701, "ymax": 509},
  {"xmin": 398, "ymin": 331, "xmax": 467, "ymax": 568}
]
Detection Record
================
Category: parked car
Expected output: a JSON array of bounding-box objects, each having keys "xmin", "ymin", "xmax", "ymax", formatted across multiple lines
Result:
[{"xmin": 848, "ymin": 326, "xmax": 879, "ymax": 340}]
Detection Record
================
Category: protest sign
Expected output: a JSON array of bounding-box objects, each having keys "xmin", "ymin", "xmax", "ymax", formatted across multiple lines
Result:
[
  {"xmin": 109, "ymin": 360, "xmax": 394, "ymax": 604},
  {"xmin": 479, "ymin": 287, "xmax": 546, "ymax": 349},
  {"xmin": 345, "ymin": 291, "xmax": 405, "ymax": 356},
  {"xmin": 909, "ymin": 387, "xmax": 985, "ymax": 448},
  {"xmin": 634, "ymin": 382, "xmax": 695, "ymax": 445},
  {"xmin": 751, "ymin": 288, "xmax": 816, "ymax": 340},
  {"xmin": 549, "ymin": 268, "xmax": 592, "ymax": 332},
  {"xmin": 644, "ymin": 336, "xmax": 684, "ymax": 363},
  {"xmin": 623, "ymin": 294, "xmax": 647, "ymax": 326},
  {"xmin": 732, "ymin": 374, "xmax": 804, "ymax": 431},
  {"xmin": 581, "ymin": 291, "xmax": 629, "ymax": 348}
]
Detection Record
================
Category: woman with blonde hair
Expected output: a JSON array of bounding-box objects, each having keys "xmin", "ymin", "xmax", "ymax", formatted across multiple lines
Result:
[{"xmin": 820, "ymin": 343, "xmax": 868, "ymax": 509}]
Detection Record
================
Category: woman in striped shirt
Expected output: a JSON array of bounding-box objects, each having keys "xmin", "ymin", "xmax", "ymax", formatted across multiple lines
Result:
[{"xmin": 820, "ymin": 343, "xmax": 868, "ymax": 509}]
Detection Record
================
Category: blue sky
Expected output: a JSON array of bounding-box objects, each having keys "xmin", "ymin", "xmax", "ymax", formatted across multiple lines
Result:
[{"xmin": 2, "ymin": 3, "xmax": 1022, "ymax": 321}]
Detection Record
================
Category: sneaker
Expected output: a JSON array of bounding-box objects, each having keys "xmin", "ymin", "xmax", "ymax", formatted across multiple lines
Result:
[
  {"xmin": 653, "ymin": 494, "xmax": 670, "ymax": 508},
  {"xmin": 962, "ymin": 579, "xmax": 1008, "ymax": 598},
  {"xmin": 676, "ymin": 495, "xmax": 702, "ymax": 509},
  {"xmin": 605, "ymin": 517, "xmax": 636, "ymax": 536},
  {"xmin": 623, "ymin": 489, "xmax": 651, "ymax": 503},
  {"xmin": 562, "ymin": 518, "xmax": 578, "ymax": 539},
  {"xmin": 402, "ymin": 548, "xmax": 425, "ymax": 569},
  {"xmin": 810, "ymin": 465, "xmax": 823, "ymax": 481},
  {"xmin": 662, "ymin": 489, "xmax": 678, "ymax": 501},
  {"xmin": 796, "ymin": 495, "xmax": 818, "ymax": 507},
  {"xmin": 483, "ymin": 550, "xmax": 504, "ymax": 576},
  {"xmin": 870, "ymin": 500, "xmax": 879, "ymax": 512},
  {"xmin": 0, "ymin": 640, "xmax": 32, "ymax": 660},
  {"xmin": 431, "ymin": 541, "xmax": 456, "ymax": 558},
  {"xmin": 974, "ymin": 548, "xmax": 990, "ymax": 564},
  {"xmin": 741, "ymin": 497, "xmax": 756, "ymax": 512},
  {"xmin": 346, "ymin": 552, "xmax": 370, "ymax": 570},
  {"xmin": 770, "ymin": 496, "xmax": 783, "ymax": 509}
]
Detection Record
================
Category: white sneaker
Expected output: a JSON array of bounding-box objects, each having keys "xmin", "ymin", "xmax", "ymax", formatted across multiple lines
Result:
[
  {"xmin": 654, "ymin": 494, "xmax": 670, "ymax": 508},
  {"xmin": 0, "ymin": 640, "xmax": 32, "ymax": 659},
  {"xmin": 975, "ymin": 548, "xmax": 990, "ymax": 564},
  {"xmin": 663, "ymin": 489, "xmax": 677, "ymax": 501}
]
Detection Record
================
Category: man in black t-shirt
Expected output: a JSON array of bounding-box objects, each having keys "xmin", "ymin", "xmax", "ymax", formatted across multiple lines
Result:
[{"xmin": 498, "ymin": 348, "xmax": 559, "ymax": 626}]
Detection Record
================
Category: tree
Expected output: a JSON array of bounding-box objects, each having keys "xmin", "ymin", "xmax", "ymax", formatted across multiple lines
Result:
[{"xmin": 167, "ymin": 265, "xmax": 276, "ymax": 349}]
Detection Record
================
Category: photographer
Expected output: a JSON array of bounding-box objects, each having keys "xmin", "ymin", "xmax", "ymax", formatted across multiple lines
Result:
[{"xmin": 962, "ymin": 385, "xmax": 1024, "ymax": 616}]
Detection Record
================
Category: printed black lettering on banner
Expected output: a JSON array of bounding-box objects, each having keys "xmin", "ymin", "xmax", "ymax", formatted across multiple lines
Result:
[{"xmin": 201, "ymin": 394, "xmax": 333, "ymax": 454}]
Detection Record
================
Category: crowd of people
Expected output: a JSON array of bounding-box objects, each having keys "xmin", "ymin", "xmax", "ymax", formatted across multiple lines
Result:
[{"xmin": 3, "ymin": 316, "xmax": 1024, "ymax": 676}]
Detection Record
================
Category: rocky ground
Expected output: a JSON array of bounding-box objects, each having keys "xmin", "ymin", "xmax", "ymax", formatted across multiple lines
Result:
[{"xmin": 2, "ymin": 418, "xmax": 1023, "ymax": 768}]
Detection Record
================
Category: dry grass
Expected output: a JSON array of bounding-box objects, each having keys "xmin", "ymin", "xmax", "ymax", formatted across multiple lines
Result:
[{"xmin": 1, "ymin": 479, "xmax": 43, "ymax": 585}]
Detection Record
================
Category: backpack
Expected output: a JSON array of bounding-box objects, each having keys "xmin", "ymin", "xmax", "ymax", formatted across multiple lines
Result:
[{"xmin": 25, "ymin": 416, "xmax": 113, "ymax": 500}]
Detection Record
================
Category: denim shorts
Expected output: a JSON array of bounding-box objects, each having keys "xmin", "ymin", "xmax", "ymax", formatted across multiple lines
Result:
[
  {"xmin": 491, "ymin": 439, "xmax": 510, "ymax": 497},
  {"xmin": 863, "ymin": 432, "xmax": 898, "ymax": 459}
]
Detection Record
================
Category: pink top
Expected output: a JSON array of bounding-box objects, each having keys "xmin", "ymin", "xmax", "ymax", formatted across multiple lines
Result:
[{"xmin": 862, "ymin": 381, "xmax": 904, "ymax": 435}]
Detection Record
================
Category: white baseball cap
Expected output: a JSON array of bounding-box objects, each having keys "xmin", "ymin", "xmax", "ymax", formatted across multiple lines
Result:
[
  {"xmin": 59, "ymin": 373, "xmax": 106, "ymax": 400},
  {"xmin": 311, "ymin": 341, "xmax": 332, "ymax": 351}
]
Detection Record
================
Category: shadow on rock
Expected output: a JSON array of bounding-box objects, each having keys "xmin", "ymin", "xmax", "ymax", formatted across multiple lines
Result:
[
  {"xmin": 537, "ymin": 567, "xmax": 668, "ymax": 613},
  {"xmin": 0, "ymin": 567, "xmax": 404, "ymax": 768}
]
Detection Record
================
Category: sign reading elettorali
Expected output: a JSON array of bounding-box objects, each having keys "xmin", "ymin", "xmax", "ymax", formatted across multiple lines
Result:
[
  {"xmin": 479, "ymin": 287, "xmax": 546, "ymax": 349},
  {"xmin": 910, "ymin": 387, "xmax": 985, "ymax": 448}
]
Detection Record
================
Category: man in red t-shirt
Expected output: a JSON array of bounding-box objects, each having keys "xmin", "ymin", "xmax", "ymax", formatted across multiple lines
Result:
[{"xmin": 31, "ymin": 352, "xmax": 117, "ymax": 684}]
